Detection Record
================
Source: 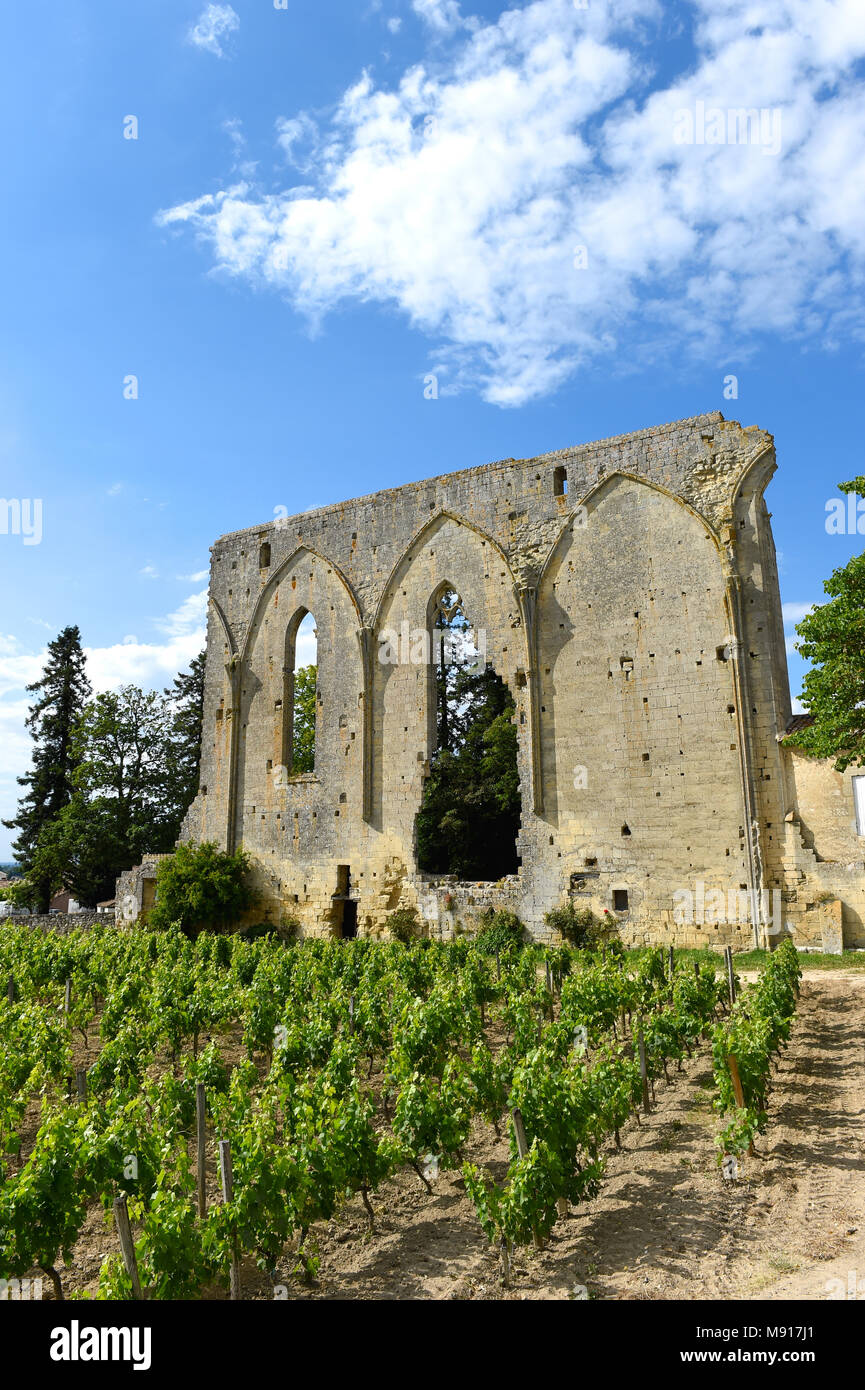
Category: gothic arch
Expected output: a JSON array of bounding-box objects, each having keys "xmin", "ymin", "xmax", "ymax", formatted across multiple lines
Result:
[
  {"xmin": 241, "ymin": 543, "xmax": 362, "ymax": 667},
  {"xmin": 536, "ymin": 470, "xmax": 726, "ymax": 594}
]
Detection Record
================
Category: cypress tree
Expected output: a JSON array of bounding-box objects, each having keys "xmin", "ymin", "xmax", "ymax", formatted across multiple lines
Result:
[{"xmin": 3, "ymin": 626, "xmax": 91, "ymax": 911}]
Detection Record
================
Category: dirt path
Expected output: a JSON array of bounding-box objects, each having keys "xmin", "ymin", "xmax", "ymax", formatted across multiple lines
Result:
[{"xmin": 298, "ymin": 970, "xmax": 865, "ymax": 1301}]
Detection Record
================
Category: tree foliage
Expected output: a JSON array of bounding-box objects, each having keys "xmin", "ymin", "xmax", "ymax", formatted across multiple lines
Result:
[
  {"xmin": 10, "ymin": 653, "xmax": 208, "ymax": 909},
  {"xmin": 2, "ymin": 627, "xmax": 91, "ymax": 911},
  {"xmin": 416, "ymin": 658, "xmax": 521, "ymax": 881},
  {"xmin": 147, "ymin": 841, "xmax": 255, "ymax": 934},
  {"xmin": 292, "ymin": 665, "xmax": 316, "ymax": 775},
  {"xmin": 789, "ymin": 477, "xmax": 865, "ymax": 771},
  {"xmin": 164, "ymin": 649, "xmax": 206, "ymax": 823}
]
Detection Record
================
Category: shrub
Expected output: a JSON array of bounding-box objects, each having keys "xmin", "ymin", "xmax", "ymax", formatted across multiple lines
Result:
[
  {"xmin": 544, "ymin": 901, "xmax": 614, "ymax": 948},
  {"xmin": 387, "ymin": 906, "xmax": 420, "ymax": 943},
  {"xmin": 475, "ymin": 907, "xmax": 525, "ymax": 954},
  {"xmin": 147, "ymin": 842, "xmax": 255, "ymax": 936}
]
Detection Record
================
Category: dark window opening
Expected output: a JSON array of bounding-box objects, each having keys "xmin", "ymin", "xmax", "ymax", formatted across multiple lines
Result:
[
  {"xmin": 553, "ymin": 466, "xmax": 568, "ymax": 496},
  {"xmin": 415, "ymin": 587, "xmax": 521, "ymax": 881},
  {"xmin": 259, "ymin": 542, "xmax": 271, "ymax": 568},
  {"xmin": 333, "ymin": 866, "xmax": 357, "ymax": 939},
  {"xmin": 621, "ymin": 823, "xmax": 631, "ymax": 836},
  {"xmin": 613, "ymin": 889, "xmax": 630, "ymax": 912}
]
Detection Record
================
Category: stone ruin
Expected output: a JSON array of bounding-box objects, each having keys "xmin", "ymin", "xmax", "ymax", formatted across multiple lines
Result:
[{"xmin": 117, "ymin": 413, "xmax": 865, "ymax": 951}]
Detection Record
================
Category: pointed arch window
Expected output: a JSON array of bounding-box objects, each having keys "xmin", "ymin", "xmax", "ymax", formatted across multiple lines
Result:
[{"xmin": 282, "ymin": 610, "xmax": 317, "ymax": 774}]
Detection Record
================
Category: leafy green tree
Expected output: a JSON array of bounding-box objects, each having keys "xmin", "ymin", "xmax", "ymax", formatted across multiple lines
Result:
[
  {"xmin": 789, "ymin": 477, "xmax": 865, "ymax": 771},
  {"xmin": 27, "ymin": 795, "xmax": 130, "ymax": 907},
  {"xmin": 28, "ymin": 685, "xmax": 177, "ymax": 906},
  {"xmin": 164, "ymin": 650, "xmax": 206, "ymax": 832},
  {"xmin": 416, "ymin": 647, "xmax": 521, "ymax": 880},
  {"xmin": 3, "ymin": 627, "xmax": 91, "ymax": 911},
  {"xmin": 292, "ymin": 664, "xmax": 316, "ymax": 774},
  {"xmin": 147, "ymin": 841, "xmax": 254, "ymax": 934}
]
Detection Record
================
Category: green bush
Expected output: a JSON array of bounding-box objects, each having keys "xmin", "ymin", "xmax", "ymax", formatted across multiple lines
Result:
[
  {"xmin": 544, "ymin": 901, "xmax": 614, "ymax": 948},
  {"xmin": 475, "ymin": 907, "xmax": 525, "ymax": 954},
  {"xmin": 387, "ymin": 906, "xmax": 421, "ymax": 943},
  {"xmin": 147, "ymin": 842, "xmax": 255, "ymax": 936}
]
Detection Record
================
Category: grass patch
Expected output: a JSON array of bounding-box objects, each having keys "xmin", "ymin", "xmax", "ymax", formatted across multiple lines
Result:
[{"xmin": 654, "ymin": 947, "xmax": 865, "ymax": 972}]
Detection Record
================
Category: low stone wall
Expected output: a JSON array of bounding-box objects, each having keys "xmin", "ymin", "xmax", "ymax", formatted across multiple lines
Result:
[
  {"xmin": 1, "ymin": 911, "xmax": 115, "ymax": 934},
  {"xmin": 415, "ymin": 875, "xmax": 523, "ymax": 940}
]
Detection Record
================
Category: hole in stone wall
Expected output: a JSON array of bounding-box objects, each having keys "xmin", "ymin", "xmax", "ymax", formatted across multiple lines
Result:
[
  {"xmin": 613, "ymin": 889, "xmax": 629, "ymax": 912},
  {"xmin": 553, "ymin": 466, "xmax": 568, "ymax": 496},
  {"xmin": 282, "ymin": 610, "xmax": 317, "ymax": 775},
  {"xmin": 621, "ymin": 824, "xmax": 631, "ymax": 836},
  {"xmin": 259, "ymin": 542, "xmax": 271, "ymax": 568},
  {"xmin": 415, "ymin": 586, "xmax": 521, "ymax": 881}
]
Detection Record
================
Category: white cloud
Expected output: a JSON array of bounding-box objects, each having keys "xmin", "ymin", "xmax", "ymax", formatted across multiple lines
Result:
[
  {"xmin": 154, "ymin": 590, "xmax": 208, "ymax": 640},
  {"xmin": 188, "ymin": 4, "xmax": 239, "ymax": 59},
  {"xmin": 412, "ymin": 0, "xmax": 466, "ymax": 34},
  {"xmin": 139, "ymin": 565, "xmax": 159, "ymax": 579},
  {"xmin": 177, "ymin": 569, "xmax": 210, "ymax": 583},
  {"xmin": 782, "ymin": 602, "xmax": 816, "ymax": 624},
  {"xmin": 387, "ymin": 17, "xmax": 403, "ymax": 35},
  {"xmin": 783, "ymin": 601, "xmax": 816, "ymax": 654},
  {"xmin": 294, "ymin": 611, "xmax": 317, "ymax": 669},
  {"xmin": 275, "ymin": 113, "xmax": 320, "ymax": 172},
  {"xmin": 161, "ymin": 0, "xmax": 865, "ymax": 405},
  {"xmin": 107, "ymin": 482, "xmax": 123, "ymax": 497}
]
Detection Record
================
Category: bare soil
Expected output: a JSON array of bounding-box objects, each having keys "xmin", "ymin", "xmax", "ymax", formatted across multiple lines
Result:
[{"xmin": 38, "ymin": 970, "xmax": 865, "ymax": 1300}]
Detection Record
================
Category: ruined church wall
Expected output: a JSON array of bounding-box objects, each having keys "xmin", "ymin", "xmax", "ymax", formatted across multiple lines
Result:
[{"xmin": 177, "ymin": 411, "xmax": 811, "ymax": 945}]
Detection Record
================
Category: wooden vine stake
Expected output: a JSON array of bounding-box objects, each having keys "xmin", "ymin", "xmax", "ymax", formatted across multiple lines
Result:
[
  {"xmin": 64, "ymin": 978, "xmax": 72, "ymax": 1015},
  {"xmin": 76, "ymin": 1068, "xmax": 87, "ymax": 1102},
  {"xmin": 725, "ymin": 946, "xmax": 736, "ymax": 1007},
  {"xmin": 511, "ymin": 1108, "xmax": 543, "ymax": 1251},
  {"xmin": 499, "ymin": 1235, "xmax": 512, "ymax": 1288},
  {"xmin": 219, "ymin": 1139, "xmax": 241, "ymax": 1299},
  {"xmin": 196, "ymin": 1083, "xmax": 207, "ymax": 1219},
  {"xmin": 113, "ymin": 1195, "xmax": 142, "ymax": 1300},
  {"xmin": 667, "ymin": 945, "xmax": 674, "ymax": 982},
  {"xmin": 726, "ymin": 1053, "xmax": 755, "ymax": 1157},
  {"xmin": 636, "ymin": 1027, "xmax": 651, "ymax": 1114}
]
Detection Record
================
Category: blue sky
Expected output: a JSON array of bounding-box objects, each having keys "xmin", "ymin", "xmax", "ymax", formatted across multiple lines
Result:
[{"xmin": 1, "ymin": 0, "xmax": 863, "ymax": 857}]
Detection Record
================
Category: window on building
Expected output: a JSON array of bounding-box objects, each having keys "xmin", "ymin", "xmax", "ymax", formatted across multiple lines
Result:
[
  {"xmin": 553, "ymin": 466, "xmax": 568, "ymax": 496},
  {"xmin": 282, "ymin": 610, "xmax": 317, "ymax": 774},
  {"xmin": 613, "ymin": 889, "xmax": 630, "ymax": 912}
]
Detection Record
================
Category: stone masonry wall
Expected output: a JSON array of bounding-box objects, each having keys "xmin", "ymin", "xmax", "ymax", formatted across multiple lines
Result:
[{"xmin": 143, "ymin": 410, "xmax": 865, "ymax": 947}]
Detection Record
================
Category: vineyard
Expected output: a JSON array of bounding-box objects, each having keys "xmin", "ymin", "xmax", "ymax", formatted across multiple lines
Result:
[{"xmin": 0, "ymin": 924, "xmax": 802, "ymax": 1301}]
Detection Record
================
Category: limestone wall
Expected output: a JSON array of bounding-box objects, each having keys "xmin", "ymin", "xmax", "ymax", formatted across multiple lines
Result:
[
  {"xmin": 168, "ymin": 411, "xmax": 815, "ymax": 945},
  {"xmin": 98, "ymin": 410, "xmax": 852, "ymax": 948}
]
